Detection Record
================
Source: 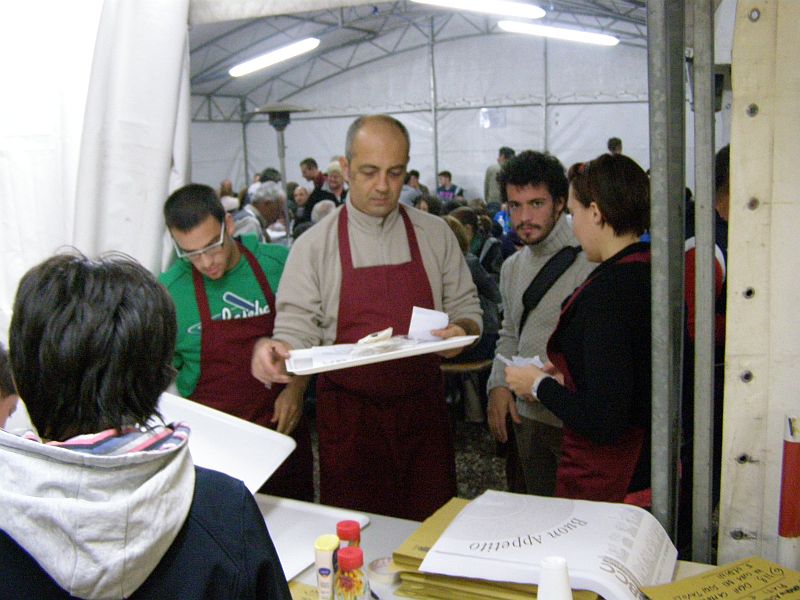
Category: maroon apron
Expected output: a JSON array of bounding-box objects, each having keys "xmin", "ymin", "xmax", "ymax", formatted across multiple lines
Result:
[
  {"xmin": 546, "ymin": 250, "xmax": 650, "ymax": 503},
  {"xmin": 191, "ymin": 242, "xmax": 314, "ymax": 501},
  {"xmin": 316, "ymin": 205, "xmax": 457, "ymax": 520}
]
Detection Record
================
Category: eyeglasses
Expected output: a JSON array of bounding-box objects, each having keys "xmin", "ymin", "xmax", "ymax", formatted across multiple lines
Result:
[{"xmin": 172, "ymin": 222, "xmax": 226, "ymax": 261}]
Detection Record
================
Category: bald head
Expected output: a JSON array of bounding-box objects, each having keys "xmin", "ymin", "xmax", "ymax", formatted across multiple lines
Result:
[
  {"xmin": 345, "ymin": 115, "xmax": 410, "ymax": 162},
  {"xmin": 343, "ymin": 115, "xmax": 410, "ymax": 218}
]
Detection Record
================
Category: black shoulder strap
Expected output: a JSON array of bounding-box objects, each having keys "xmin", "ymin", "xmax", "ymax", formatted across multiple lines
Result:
[{"xmin": 519, "ymin": 245, "xmax": 581, "ymax": 336}]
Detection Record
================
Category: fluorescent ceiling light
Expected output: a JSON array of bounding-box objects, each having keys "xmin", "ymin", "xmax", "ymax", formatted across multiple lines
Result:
[
  {"xmin": 498, "ymin": 20, "xmax": 619, "ymax": 46},
  {"xmin": 229, "ymin": 38, "xmax": 320, "ymax": 78},
  {"xmin": 411, "ymin": 0, "xmax": 545, "ymax": 20}
]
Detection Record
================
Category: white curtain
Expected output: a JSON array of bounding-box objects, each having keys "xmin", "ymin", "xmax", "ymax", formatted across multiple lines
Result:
[
  {"xmin": 0, "ymin": 0, "xmax": 190, "ymax": 341},
  {"xmin": 0, "ymin": 1, "xmax": 102, "ymax": 340},
  {"xmin": 73, "ymin": 0, "xmax": 191, "ymax": 271}
]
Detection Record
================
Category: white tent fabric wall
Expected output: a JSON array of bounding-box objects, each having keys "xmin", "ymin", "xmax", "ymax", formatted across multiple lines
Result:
[
  {"xmin": 190, "ymin": 34, "xmax": 654, "ymax": 197},
  {"xmin": 74, "ymin": 0, "xmax": 191, "ymax": 271},
  {"xmin": 0, "ymin": 1, "xmax": 104, "ymax": 341},
  {"xmin": 0, "ymin": 0, "xmax": 191, "ymax": 340}
]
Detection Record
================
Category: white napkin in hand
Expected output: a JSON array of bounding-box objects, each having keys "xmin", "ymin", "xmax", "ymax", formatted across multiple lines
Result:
[
  {"xmin": 497, "ymin": 354, "xmax": 545, "ymax": 368},
  {"xmin": 407, "ymin": 306, "xmax": 449, "ymax": 342}
]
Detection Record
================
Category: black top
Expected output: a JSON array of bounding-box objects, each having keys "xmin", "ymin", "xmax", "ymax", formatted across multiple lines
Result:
[
  {"xmin": 539, "ymin": 242, "xmax": 651, "ymax": 492},
  {"xmin": 465, "ymin": 253, "xmax": 501, "ymax": 335}
]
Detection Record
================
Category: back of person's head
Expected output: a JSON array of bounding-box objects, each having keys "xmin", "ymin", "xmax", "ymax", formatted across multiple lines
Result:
[
  {"xmin": 443, "ymin": 216, "xmax": 469, "ymax": 255},
  {"xmin": 467, "ymin": 198, "xmax": 487, "ymax": 213},
  {"xmin": 568, "ymin": 153, "xmax": 650, "ymax": 237},
  {"xmin": 300, "ymin": 157, "xmax": 318, "ymax": 170},
  {"xmin": 499, "ymin": 146, "xmax": 515, "ymax": 159},
  {"xmin": 450, "ymin": 206, "xmax": 479, "ymax": 231},
  {"xmin": 607, "ymin": 137, "xmax": 623, "ymax": 154},
  {"xmin": 9, "ymin": 253, "xmax": 176, "ymax": 441},
  {"xmin": 292, "ymin": 221, "xmax": 314, "ymax": 240},
  {"xmin": 486, "ymin": 201, "xmax": 502, "ymax": 217},
  {"xmin": 220, "ymin": 195, "xmax": 240, "ymax": 213},
  {"xmin": 164, "ymin": 184, "xmax": 224, "ymax": 232},
  {"xmin": 251, "ymin": 180, "xmax": 285, "ymax": 205},
  {"xmin": 425, "ymin": 195, "xmax": 442, "ymax": 216},
  {"xmin": 441, "ymin": 199, "xmax": 466, "ymax": 215},
  {"xmin": 311, "ymin": 199, "xmax": 337, "ymax": 223},
  {"xmin": 498, "ymin": 150, "xmax": 568, "ymax": 206},
  {"xmin": 715, "ymin": 144, "xmax": 730, "ymax": 196},
  {"xmin": 260, "ymin": 167, "xmax": 282, "ymax": 183}
]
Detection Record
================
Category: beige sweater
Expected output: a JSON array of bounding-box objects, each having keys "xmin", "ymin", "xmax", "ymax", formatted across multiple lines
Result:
[
  {"xmin": 273, "ymin": 200, "xmax": 482, "ymax": 350},
  {"xmin": 487, "ymin": 215, "xmax": 595, "ymax": 425}
]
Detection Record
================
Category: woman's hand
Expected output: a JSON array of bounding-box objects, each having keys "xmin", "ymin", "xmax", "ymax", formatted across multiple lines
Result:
[
  {"xmin": 504, "ymin": 364, "xmax": 545, "ymax": 401},
  {"xmin": 542, "ymin": 361, "xmax": 565, "ymax": 386}
]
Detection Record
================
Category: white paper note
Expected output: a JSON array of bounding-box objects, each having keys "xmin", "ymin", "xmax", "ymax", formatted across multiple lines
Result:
[{"xmin": 407, "ymin": 306, "xmax": 449, "ymax": 341}]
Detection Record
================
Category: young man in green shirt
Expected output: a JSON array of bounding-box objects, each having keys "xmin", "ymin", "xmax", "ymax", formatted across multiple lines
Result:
[{"xmin": 160, "ymin": 184, "xmax": 313, "ymax": 501}]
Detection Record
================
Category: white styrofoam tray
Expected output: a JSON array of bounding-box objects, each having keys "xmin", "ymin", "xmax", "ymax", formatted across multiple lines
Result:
[{"xmin": 285, "ymin": 335, "xmax": 479, "ymax": 376}]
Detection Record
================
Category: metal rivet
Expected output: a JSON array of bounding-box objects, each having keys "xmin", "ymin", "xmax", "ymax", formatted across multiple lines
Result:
[
  {"xmin": 736, "ymin": 453, "xmax": 759, "ymax": 464},
  {"xmin": 740, "ymin": 370, "xmax": 753, "ymax": 383},
  {"xmin": 743, "ymin": 287, "xmax": 755, "ymax": 299},
  {"xmin": 749, "ymin": 8, "xmax": 761, "ymax": 22},
  {"xmin": 729, "ymin": 529, "xmax": 757, "ymax": 540},
  {"xmin": 747, "ymin": 103, "xmax": 759, "ymax": 117},
  {"xmin": 747, "ymin": 197, "xmax": 759, "ymax": 210}
]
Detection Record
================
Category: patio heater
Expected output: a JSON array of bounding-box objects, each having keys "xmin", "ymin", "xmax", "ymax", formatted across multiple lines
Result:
[{"xmin": 252, "ymin": 103, "xmax": 311, "ymax": 244}]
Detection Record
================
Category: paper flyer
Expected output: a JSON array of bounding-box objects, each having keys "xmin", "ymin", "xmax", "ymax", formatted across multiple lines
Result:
[
  {"xmin": 419, "ymin": 490, "xmax": 677, "ymax": 600},
  {"xmin": 642, "ymin": 556, "xmax": 800, "ymax": 600}
]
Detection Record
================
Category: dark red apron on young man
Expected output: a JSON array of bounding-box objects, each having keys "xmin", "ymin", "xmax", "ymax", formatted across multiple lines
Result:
[
  {"xmin": 190, "ymin": 242, "xmax": 314, "ymax": 501},
  {"xmin": 546, "ymin": 250, "xmax": 650, "ymax": 505},
  {"xmin": 316, "ymin": 205, "xmax": 457, "ymax": 520}
]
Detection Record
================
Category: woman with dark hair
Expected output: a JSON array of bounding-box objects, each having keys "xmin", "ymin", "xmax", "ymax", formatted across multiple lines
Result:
[
  {"xmin": 450, "ymin": 206, "xmax": 504, "ymax": 283},
  {"xmin": 0, "ymin": 252, "xmax": 289, "ymax": 600},
  {"xmin": 505, "ymin": 153, "xmax": 652, "ymax": 504}
]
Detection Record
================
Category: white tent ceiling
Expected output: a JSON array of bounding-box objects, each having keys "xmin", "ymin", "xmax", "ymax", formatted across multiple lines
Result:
[{"xmin": 189, "ymin": 1, "xmax": 647, "ymax": 123}]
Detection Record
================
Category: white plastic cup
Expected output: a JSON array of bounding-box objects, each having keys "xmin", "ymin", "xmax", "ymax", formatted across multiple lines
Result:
[{"xmin": 537, "ymin": 556, "xmax": 573, "ymax": 600}]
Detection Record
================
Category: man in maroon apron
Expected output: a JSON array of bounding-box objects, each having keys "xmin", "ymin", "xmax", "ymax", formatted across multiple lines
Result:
[
  {"xmin": 252, "ymin": 116, "xmax": 482, "ymax": 520},
  {"xmin": 162, "ymin": 184, "xmax": 313, "ymax": 501}
]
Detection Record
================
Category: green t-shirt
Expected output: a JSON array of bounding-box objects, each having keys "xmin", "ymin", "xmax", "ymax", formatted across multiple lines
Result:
[{"xmin": 159, "ymin": 235, "xmax": 289, "ymax": 397}]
